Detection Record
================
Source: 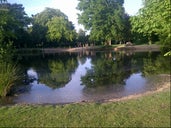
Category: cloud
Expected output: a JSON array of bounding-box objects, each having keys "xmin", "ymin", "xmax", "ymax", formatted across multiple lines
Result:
[{"xmin": 124, "ymin": 0, "xmax": 143, "ymax": 15}]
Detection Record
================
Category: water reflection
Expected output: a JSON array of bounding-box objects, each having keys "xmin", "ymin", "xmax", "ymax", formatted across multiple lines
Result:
[
  {"xmin": 27, "ymin": 68, "xmax": 38, "ymax": 81},
  {"xmin": 0, "ymin": 51, "xmax": 170, "ymax": 105},
  {"xmin": 124, "ymin": 73, "xmax": 146, "ymax": 94},
  {"xmin": 14, "ymin": 58, "xmax": 91, "ymax": 103},
  {"xmin": 81, "ymin": 52, "xmax": 132, "ymax": 87}
]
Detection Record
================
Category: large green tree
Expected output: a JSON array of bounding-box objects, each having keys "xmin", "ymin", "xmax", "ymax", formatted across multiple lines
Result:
[
  {"xmin": 0, "ymin": 3, "xmax": 30, "ymax": 48},
  {"xmin": 31, "ymin": 8, "xmax": 67, "ymax": 47},
  {"xmin": 1, "ymin": 3, "xmax": 31, "ymax": 48},
  {"xmin": 77, "ymin": 0, "xmax": 127, "ymax": 45},
  {"xmin": 33, "ymin": 7, "xmax": 68, "ymax": 26},
  {"xmin": 130, "ymin": 0, "xmax": 170, "ymax": 47},
  {"xmin": 46, "ymin": 17, "xmax": 76, "ymax": 45},
  {"xmin": 31, "ymin": 8, "xmax": 76, "ymax": 47}
]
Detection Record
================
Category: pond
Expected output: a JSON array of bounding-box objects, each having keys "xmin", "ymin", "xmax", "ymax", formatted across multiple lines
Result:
[{"xmin": 0, "ymin": 50, "xmax": 170, "ymax": 105}]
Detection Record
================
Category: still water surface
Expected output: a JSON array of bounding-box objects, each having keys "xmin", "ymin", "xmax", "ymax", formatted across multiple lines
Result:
[{"xmin": 1, "ymin": 51, "xmax": 170, "ymax": 104}]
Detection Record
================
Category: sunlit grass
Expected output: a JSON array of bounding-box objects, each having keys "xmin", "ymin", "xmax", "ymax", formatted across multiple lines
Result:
[{"xmin": 0, "ymin": 89, "xmax": 170, "ymax": 127}]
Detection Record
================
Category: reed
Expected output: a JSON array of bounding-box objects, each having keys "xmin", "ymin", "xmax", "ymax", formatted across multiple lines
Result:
[{"xmin": 0, "ymin": 62, "xmax": 22, "ymax": 96}]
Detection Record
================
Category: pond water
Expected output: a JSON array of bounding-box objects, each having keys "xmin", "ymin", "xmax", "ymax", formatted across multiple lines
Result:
[{"xmin": 0, "ymin": 50, "xmax": 170, "ymax": 105}]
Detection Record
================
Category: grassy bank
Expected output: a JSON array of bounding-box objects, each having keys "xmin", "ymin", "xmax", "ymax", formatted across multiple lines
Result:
[{"xmin": 0, "ymin": 88, "xmax": 170, "ymax": 127}]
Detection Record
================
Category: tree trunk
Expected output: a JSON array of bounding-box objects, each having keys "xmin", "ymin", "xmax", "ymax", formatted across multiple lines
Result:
[
  {"xmin": 148, "ymin": 37, "xmax": 152, "ymax": 45},
  {"xmin": 105, "ymin": 39, "xmax": 111, "ymax": 45}
]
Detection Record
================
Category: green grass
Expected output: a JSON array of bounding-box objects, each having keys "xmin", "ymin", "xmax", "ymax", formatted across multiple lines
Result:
[{"xmin": 0, "ymin": 89, "xmax": 170, "ymax": 127}]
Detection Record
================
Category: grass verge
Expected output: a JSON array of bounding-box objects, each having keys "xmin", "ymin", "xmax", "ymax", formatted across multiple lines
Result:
[{"xmin": 0, "ymin": 88, "xmax": 170, "ymax": 127}]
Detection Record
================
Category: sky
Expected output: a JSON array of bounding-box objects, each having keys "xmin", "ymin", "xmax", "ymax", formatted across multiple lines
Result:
[{"xmin": 8, "ymin": 0, "xmax": 143, "ymax": 31}]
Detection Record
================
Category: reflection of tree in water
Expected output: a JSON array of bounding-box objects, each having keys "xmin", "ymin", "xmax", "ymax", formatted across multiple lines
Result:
[
  {"xmin": 142, "ymin": 54, "xmax": 170, "ymax": 77},
  {"xmin": 81, "ymin": 52, "xmax": 134, "ymax": 87},
  {"xmin": 17, "ymin": 53, "xmax": 78, "ymax": 89},
  {"xmin": 77, "ymin": 56, "xmax": 87, "ymax": 65},
  {"xmin": 39, "ymin": 58, "xmax": 78, "ymax": 89},
  {"xmin": 81, "ymin": 52, "xmax": 163, "ymax": 88},
  {"xmin": 17, "ymin": 51, "xmax": 164, "ymax": 90}
]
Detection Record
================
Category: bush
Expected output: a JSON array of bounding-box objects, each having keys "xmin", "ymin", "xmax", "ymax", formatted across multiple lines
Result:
[{"xmin": 0, "ymin": 41, "xmax": 15, "ymax": 62}]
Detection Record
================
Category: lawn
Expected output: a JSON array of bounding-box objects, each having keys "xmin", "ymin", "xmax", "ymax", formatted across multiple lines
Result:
[{"xmin": 0, "ymin": 89, "xmax": 170, "ymax": 127}]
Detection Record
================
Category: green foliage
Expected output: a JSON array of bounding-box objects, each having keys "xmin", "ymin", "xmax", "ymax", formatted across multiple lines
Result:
[
  {"xmin": 0, "ymin": 4, "xmax": 15, "ymax": 42},
  {"xmin": 77, "ymin": 29, "xmax": 88, "ymax": 44},
  {"xmin": 130, "ymin": 0, "xmax": 171, "ymax": 47},
  {"xmin": 31, "ymin": 8, "xmax": 76, "ymax": 47},
  {"xmin": 30, "ymin": 23, "xmax": 47, "ymax": 47},
  {"xmin": 77, "ymin": 0, "xmax": 128, "ymax": 44},
  {"xmin": 46, "ymin": 17, "xmax": 76, "ymax": 43},
  {"xmin": 122, "ymin": 14, "xmax": 132, "ymax": 42},
  {"xmin": 33, "ymin": 7, "xmax": 68, "ymax": 26},
  {"xmin": 0, "ymin": 41, "xmax": 15, "ymax": 62},
  {"xmin": 0, "ymin": 41, "xmax": 22, "ymax": 97},
  {"xmin": 0, "ymin": 3, "xmax": 30, "ymax": 48}
]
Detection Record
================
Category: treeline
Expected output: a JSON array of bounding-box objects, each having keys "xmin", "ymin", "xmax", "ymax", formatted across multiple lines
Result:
[
  {"xmin": 0, "ymin": 0, "xmax": 170, "ymax": 50},
  {"xmin": 0, "ymin": 4, "xmax": 77, "ymax": 48}
]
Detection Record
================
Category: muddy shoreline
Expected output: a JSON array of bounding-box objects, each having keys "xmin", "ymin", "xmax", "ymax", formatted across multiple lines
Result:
[{"xmin": 5, "ymin": 80, "xmax": 169, "ymax": 106}]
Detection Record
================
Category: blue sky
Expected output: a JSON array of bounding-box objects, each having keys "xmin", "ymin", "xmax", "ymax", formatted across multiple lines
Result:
[{"xmin": 8, "ymin": 0, "xmax": 143, "ymax": 31}]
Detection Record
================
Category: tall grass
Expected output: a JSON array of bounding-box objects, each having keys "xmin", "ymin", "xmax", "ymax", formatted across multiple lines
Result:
[{"xmin": 0, "ymin": 62, "xmax": 22, "ymax": 97}]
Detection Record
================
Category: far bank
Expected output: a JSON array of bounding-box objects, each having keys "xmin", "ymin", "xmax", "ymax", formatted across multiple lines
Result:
[{"xmin": 17, "ymin": 44, "xmax": 161, "ymax": 54}]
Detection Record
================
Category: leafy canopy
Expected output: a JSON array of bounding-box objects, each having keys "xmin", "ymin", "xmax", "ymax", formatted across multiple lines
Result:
[
  {"xmin": 130, "ymin": 0, "xmax": 171, "ymax": 46},
  {"xmin": 31, "ymin": 8, "xmax": 76, "ymax": 46},
  {"xmin": 33, "ymin": 7, "xmax": 68, "ymax": 26},
  {"xmin": 0, "ymin": 3, "xmax": 30, "ymax": 43},
  {"xmin": 46, "ymin": 16, "xmax": 76, "ymax": 42},
  {"xmin": 77, "ymin": 0, "xmax": 126, "ymax": 43}
]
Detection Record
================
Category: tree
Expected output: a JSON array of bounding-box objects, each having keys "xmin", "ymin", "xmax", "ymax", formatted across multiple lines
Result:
[
  {"xmin": 31, "ymin": 8, "xmax": 67, "ymax": 47},
  {"xmin": 77, "ymin": 0, "xmax": 126, "ymax": 45},
  {"xmin": 30, "ymin": 23, "xmax": 48, "ymax": 47},
  {"xmin": 31, "ymin": 8, "xmax": 76, "ymax": 47},
  {"xmin": 0, "ymin": 3, "xmax": 30, "ymax": 48},
  {"xmin": 33, "ymin": 7, "xmax": 68, "ymax": 26},
  {"xmin": 122, "ymin": 13, "xmax": 132, "ymax": 42},
  {"xmin": 46, "ymin": 17, "xmax": 76, "ymax": 45},
  {"xmin": 130, "ymin": 0, "xmax": 171, "ymax": 47},
  {"xmin": 77, "ymin": 29, "xmax": 88, "ymax": 46}
]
